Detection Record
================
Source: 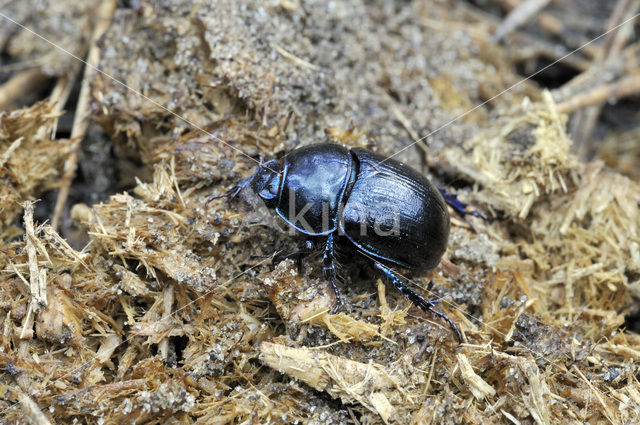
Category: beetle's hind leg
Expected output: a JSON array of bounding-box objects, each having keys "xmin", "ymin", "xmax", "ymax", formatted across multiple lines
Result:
[
  {"xmin": 374, "ymin": 262, "xmax": 462, "ymax": 343},
  {"xmin": 438, "ymin": 188, "xmax": 487, "ymax": 230},
  {"xmin": 323, "ymin": 233, "xmax": 342, "ymax": 313}
]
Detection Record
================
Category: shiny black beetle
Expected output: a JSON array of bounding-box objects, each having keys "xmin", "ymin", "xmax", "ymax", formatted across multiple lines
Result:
[{"xmin": 211, "ymin": 143, "xmax": 463, "ymax": 342}]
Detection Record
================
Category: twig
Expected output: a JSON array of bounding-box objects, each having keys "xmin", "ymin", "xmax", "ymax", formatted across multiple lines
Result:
[
  {"xmin": 16, "ymin": 388, "xmax": 52, "ymax": 425},
  {"xmin": 0, "ymin": 137, "xmax": 22, "ymax": 168},
  {"xmin": 560, "ymin": 0, "xmax": 640, "ymax": 158},
  {"xmin": 24, "ymin": 201, "xmax": 47, "ymax": 311},
  {"xmin": 47, "ymin": 70, "xmax": 81, "ymax": 140},
  {"xmin": 271, "ymin": 43, "xmax": 319, "ymax": 70},
  {"xmin": 158, "ymin": 284, "xmax": 174, "ymax": 361},
  {"xmin": 0, "ymin": 68, "xmax": 48, "ymax": 110},
  {"xmin": 0, "ymin": 58, "xmax": 43, "ymax": 73},
  {"xmin": 41, "ymin": 226, "xmax": 91, "ymax": 271},
  {"xmin": 600, "ymin": 0, "xmax": 634, "ymax": 58},
  {"xmin": 390, "ymin": 104, "xmax": 420, "ymax": 143},
  {"xmin": 493, "ymin": 0, "xmax": 552, "ymax": 42},
  {"xmin": 51, "ymin": 0, "xmax": 118, "ymax": 230},
  {"xmin": 557, "ymin": 74, "xmax": 640, "ymax": 114},
  {"xmin": 572, "ymin": 365, "xmax": 617, "ymax": 425},
  {"xmin": 19, "ymin": 301, "xmax": 34, "ymax": 340}
]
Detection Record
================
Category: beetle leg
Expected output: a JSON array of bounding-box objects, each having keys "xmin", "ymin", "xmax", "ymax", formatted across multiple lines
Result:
[
  {"xmin": 374, "ymin": 262, "xmax": 463, "ymax": 343},
  {"xmin": 206, "ymin": 174, "xmax": 256, "ymax": 206},
  {"xmin": 322, "ymin": 233, "xmax": 342, "ymax": 313},
  {"xmin": 273, "ymin": 239, "xmax": 315, "ymax": 272},
  {"xmin": 438, "ymin": 188, "xmax": 487, "ymax": 230}
]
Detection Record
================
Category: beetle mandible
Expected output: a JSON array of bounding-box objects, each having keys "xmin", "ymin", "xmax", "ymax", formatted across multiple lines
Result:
[{"xmin": 210, "ymin": 143, "xmax": 462, "ymax": 342}]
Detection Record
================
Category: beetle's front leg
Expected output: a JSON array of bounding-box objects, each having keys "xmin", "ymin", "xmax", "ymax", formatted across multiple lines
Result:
[
  {"xmin": 273, "ymin": 239, "xmax": 315, "ymax": 272},
  {"xmin": 206, "ymin": 174, "xmax": 255, "ymax": 205},
  {"xmin": 323, "ymin": 233, "xmax": 342, "ymax": 313},
  {"xmin": 374, "ymin": 262, "xmax": 462, "ymax": 343}
]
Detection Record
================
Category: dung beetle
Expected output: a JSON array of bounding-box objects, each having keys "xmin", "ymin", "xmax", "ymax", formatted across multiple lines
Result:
[{"xmin": 210, "ymin": 143, "xmax": 463, "ymax": 342}]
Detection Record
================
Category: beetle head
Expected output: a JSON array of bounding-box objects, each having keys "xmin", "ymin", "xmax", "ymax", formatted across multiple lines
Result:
[{"xmin": 249, "ymin": 159, "xmax": 282, "ymax": 209}]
